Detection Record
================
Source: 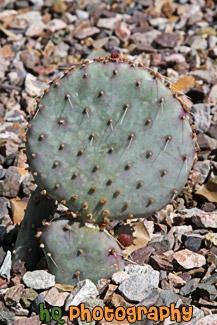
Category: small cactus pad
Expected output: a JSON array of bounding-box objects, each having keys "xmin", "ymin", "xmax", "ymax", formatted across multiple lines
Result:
[
  {"xmin": 40, "ymin": 217, "xmax": 124, "ymax": 285},
  {"xmin": 26, "ymin": 56, "xmax": 195, "ymax": 222},
  {"xmin": 12, "ymin": 187, "xmax": 56, "ymax": 270}
]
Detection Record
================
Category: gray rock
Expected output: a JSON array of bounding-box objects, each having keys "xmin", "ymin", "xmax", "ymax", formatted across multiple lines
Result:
[
  {"xmin": 194, "ymin": 160, "xmax": 211, "ymax": 184},
  {"xmin": 65, "ymin": 279, "xmax": 98, "ymax": 311},
  {"xmin": 195, "ymin": 314, "xmax": 217, "ymax": 325},
  {"xmin": 157, "ymin": 289, "xmax": 180, "ymax": 306},
  {"xmin": 0, "ymin": 250, "xmax": 11, "ymax": 282},
  {"xmin": 191, "ymin": 69, "xmax": 216, "ymax": 84},
  {"xmin": 23, "ymin": 271, "xmax": 55, "ymax": 290},
  {"xmin": 0, "ymin": 166, "xmax": 23, "ymax": 198},
  {"xmin": 118, "ymin": 271, "xmax": 160, "ymax": 302},
  {"xmin": 192, "ymin": 103, "xmax": 211, "ymax": 133},
  {"xmin": 180, "ymin": 279, "xmax": 198, "ymax": 296}
]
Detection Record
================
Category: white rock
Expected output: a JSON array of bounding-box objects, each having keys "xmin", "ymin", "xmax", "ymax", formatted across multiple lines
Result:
[
  {"xmin": 23, "ymin": 270, "xmax": 55, "ymax": 290},
  {"xmin": 124, "ymin": 264, "xmax": 153, "ymax": 276},
  {"xmin": 25, "ymin": 73, "xmax": 43, "ymax": 97},
  {"xmin": 46, "ymin": 19, "xmax": 67, "ymax": 33},
  {"xmin": 65, "ymin": 279, "xmax": 98, "ymax": 311}
]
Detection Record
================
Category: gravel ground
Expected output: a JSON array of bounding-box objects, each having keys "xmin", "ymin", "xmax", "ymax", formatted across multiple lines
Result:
[{"xmin": 0, "ymin": 0, "xmax": 217, "ymax": 324}]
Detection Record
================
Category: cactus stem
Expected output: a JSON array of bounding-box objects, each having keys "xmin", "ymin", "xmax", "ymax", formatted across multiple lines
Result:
[
  {"xmin": 66, "ymin": 93, "xmax": 73, "ymax": 109},
  {"xmin": 120, "ymin": 103, "xmax": 130, "ymax": 125},
  {"xmin": 164, "ymin": 135, "xmax": 172, "ymax": 152},
  {"xmin": 47, "ymin": 252, "xmax": 58, "ymax": 268},
  {"xmin": 84, "ymin": 107, "xmax": 89, "ymax": 118}
]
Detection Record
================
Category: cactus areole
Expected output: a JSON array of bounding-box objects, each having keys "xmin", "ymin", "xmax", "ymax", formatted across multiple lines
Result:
[{"xmin": 26, "ymin": 54, "xmax": 195, "ymax": 223}]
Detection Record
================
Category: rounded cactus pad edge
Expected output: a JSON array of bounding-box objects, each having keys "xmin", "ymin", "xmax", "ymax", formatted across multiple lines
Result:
[{"xmin": 26, "ymin": 55, "xmax": 196, "ymax": 223}]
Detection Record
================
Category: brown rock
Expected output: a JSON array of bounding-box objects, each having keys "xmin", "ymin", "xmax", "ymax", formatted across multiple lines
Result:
[
  {"xmin": 171, "ymin": 76, "xmax": 195, "ymax": 94},
  {"xmin": 0, "ymin": 167, "xmax": 22, "ymax": 198},
  {"xmin": 20, "ymin": 50, "xmax": 40, "ymax": 69},
  {"xmin": 44, "ymin": 287, "xmax": 68, "ymax": 307},
  {"xmin": 149, "ymin": 255, "xmax": 173, "ymax": 271},
  {"xmin": 4, "ymin": 284, "xmax": 25, "ymax": 306},
  {"xmin": 168, "ymin": 273, "xmax": 186, "ymax": 288},
  {"xmin": 111, "ymin": 293, "xmax": 133, "ymax": 308},
  {"xmin": 52, "ymin": 0, "xmax": 67, "ymax": 13},
  {"xmin": 115, "ymin": 23, "xmax": 130, "ymax": 42},
  {"xmin": 13, "ymin": 316, "xmax": 40, "ymax": 325},
  {"xmin": 129, "ymin": 246, "xmax": 155, "ymax": 265},
  {"xmin": 74, "ymin": 27, "xmax": 100, "ymax": 40},
  {"xmin": 154, "ymin": 33, "xmax": 180, "ymax": 48},
  {"xmin": 162, "ymin": 2, "xmax": 173, "ymax": 18},
  {"xmin": 103, "ymin": 284, "xmax": 118, "ymax": 301}
]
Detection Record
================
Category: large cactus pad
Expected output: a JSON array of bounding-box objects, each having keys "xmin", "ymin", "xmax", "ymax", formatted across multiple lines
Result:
[
  {"xmin": 26, "ymin": 56, "xmax": 195, "ymax": 223},
  {"xmin": 40, "ymin": 218, "xmax": 124, "ymax": 285}
]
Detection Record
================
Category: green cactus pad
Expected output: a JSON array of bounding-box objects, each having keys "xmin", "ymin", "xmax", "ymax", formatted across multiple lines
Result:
[
  {"xmin": 26, "ymin": 56, "xmax": 195, "ymax": 222},
  {"xmin": 12, "ymin": 187, "xmax": 56, "ymax": 270},
  {"xmin": 40, "ymin": 217, "xmax": 124, "ymax": 285}
]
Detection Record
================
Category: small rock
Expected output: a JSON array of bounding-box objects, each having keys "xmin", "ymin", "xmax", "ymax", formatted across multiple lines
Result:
[
  {"xmin": 129, "ymin": 246, "xmax": 155, "ymax": 264},
  {"xmin": 191, "ymin": 69, "xmax": 216, "ymax": 84},
  {"xmin": 195, "ymin": 314, "xmax": 217, "ymax": 324},
  {"xmin": 115, "ymin": 22, "xmax": 130, "ymax": 42},
  {"xmin": 208, "ymin": 84, "xmax": 217, "ymax": 105},
  {"xmin": 157, "ymin": 289, "xmax": 180, "ymax": 306},
  {"xmin": 23, "ymin": 271, "xmax": 55, "ymax": 290},
  {"xmin": 65, "ymin": 279, "xmax": 98, "ymax": 310},
  {"xmin": 179, "ymin": 279, "xmax": 198, "ymax": 296},
  {"xmin": 173, "ymin": 249, "xmax": 206, "ymax": 269},
  {"xmin": 131, "ymin": 30, "xmax": 161, "ymax": 45},
  {"xmin": 46, "ymin": 19, "xmax": 67, "ymax": 33},
  {"xmin": 192, "ymin": 103, "xmax": 211, "ymax": 133},
  {"xmin": 4, "ymin": 284, "xmax": 25, "ymax": 306},
  {"xmin": 20, "ymin": 288, "xmax": 38, "ymax": 308},
  {"xmin": 30, "ymin": 293, "xmax": 44, "ymax": 315},
  {"xmin": 111, "ymin": 293, "xmax": 133, "ymax": 308},
  {"xmin": 44, "ymin": 286, "xmax": 68, "ymax": 307},
  {"xmin": 97, "ymin": 15, "xmax": 122, "ymax": 30},
  {"xmin": 196, "ymin": 283, "xmax": 217, "ymax": 301},
  {"xmin": 192, "ymin": 212, "xmax": 217, "ymax": 228},
  {"xmin": 74, "ymin": 27, "xmax": 100, "ymax": 40},
  {"xmin": 20, "ymin": 50, "xmax": 40, "ymax": 69},
  {"xmin": 111, "ymin": 271, "xmax": 130, "ymax": 284},
  {"xmin": 0, "ymin": 300, "xmax": 15, "ymax": 324},
  {"xmin": 26, "ymin": 21, "xmax": 45, "ymax": 37},
  {"xmin": 154, "ymin": 33, "xmax": 180, "ymax": 48},
  {"xmin": 25, "ymin": 74, "xmax": 43, "ymax": 97},
  {"xmin": 118, "ymin": 271, "xmax": 159, "ymax": 302},
  {"xmin": 148, "ymin": 233, "xmax": 175, "ymax": 253},
  {"xmin": 52, "ymin": 0, "xmax": 67, "ymax": 13},
  {"xmin": 0, "ymin": 251, "xmax": 11, "ymax": 282},
  {"xmin": 124, "ymin": 264, "xmax": 153, "ymax": 276},
  {"xmin": 201, "ymin": 202, "xmax": 216, "ymax": 212},
  {"xmin": 149, "ymin": 255, "xmax": 173, "ymax": 271},
  {"xmin": 168, "ymin": 273, "xmax": 186, "ymax": 288},
  {"xmin": 0, "ymin": 167, "xmax": 23, "ymax": 198},
  {"xmin": 10, "ymin": 302, "xmax": 29, "ymax": 316},
  {"xmin": 184, "ymin": 236, "xmax": 202, "ymax": 252},
  {"xmin": 75, "ymin": 9, "xmax": 89, "ymax": 20},
  {"xmin": 13, "ymin": 315, "xmax": 40, "ymax": 324},
  {"xmin": 194, "ymin": 160, "xmax": 210, "ymax": 184}
]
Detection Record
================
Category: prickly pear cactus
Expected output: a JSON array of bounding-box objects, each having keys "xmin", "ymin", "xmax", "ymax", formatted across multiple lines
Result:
[
  {"xmin": 12, "ymin": 187, "xmax": 56, "ymax": 270},
  {"xmin": 40, "ymin": 217, "xmax": 124, "ymax": 285},
  {"xmin": 26, "ymin": 55, "xmax": 195, "ymax": 223}
]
